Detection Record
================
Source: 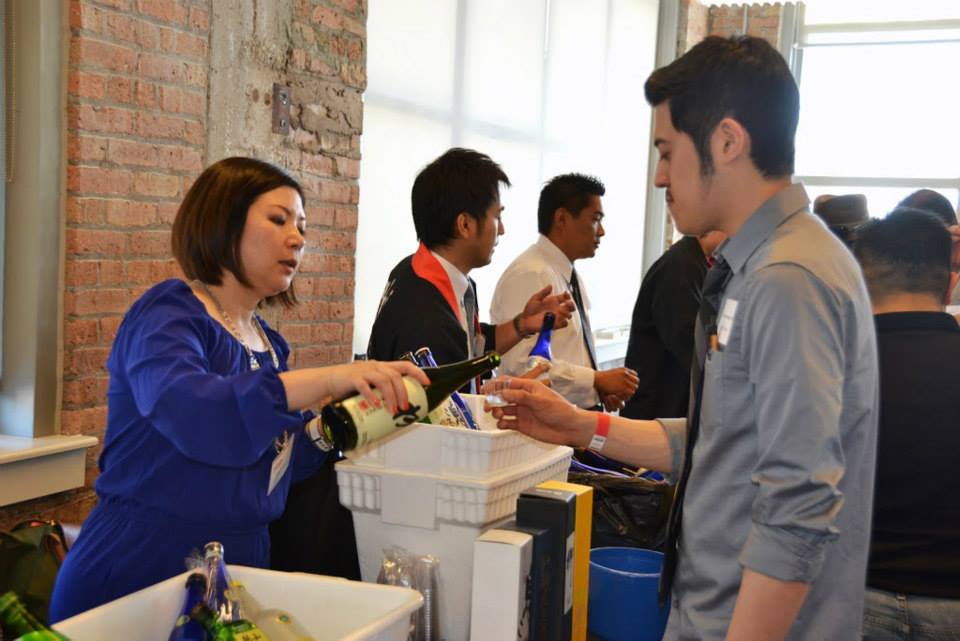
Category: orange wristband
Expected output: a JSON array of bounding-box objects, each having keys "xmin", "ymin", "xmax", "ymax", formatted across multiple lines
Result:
[{"xmin": 589, "ymin": 412, "xmax": 611, "ymax": 452}]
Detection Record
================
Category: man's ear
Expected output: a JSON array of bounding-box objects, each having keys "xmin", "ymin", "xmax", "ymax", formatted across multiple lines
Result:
[
  {"xmin": 553, "ymin": 208, "xmax": 570, "ymax": 233},
  {"xmin": 944, "ymin": 271, "xmax": 959, "ymax": 306},
  {"xmin": 454, "ymin": 211, "xmax": 474, "ymax": 239},
  {"xmin": 712, "ymin": 117, "xmax": 749, "ymax": 168}
]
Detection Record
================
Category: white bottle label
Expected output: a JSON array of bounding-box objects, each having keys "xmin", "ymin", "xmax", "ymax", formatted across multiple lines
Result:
[{"xmin": 339, "ymin": 378, "xmax": 429, "ymax": 447}]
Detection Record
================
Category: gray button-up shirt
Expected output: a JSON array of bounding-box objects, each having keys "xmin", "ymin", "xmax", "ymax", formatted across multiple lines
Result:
[{"xmin": 659, "ymin": 184, "xmax": 879, "ymax": 641}]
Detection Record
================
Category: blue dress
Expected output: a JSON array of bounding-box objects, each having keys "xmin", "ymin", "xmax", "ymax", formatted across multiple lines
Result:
[{"xmin": 49, "ymin": 280, "xmax": 327, "ymax": 622}]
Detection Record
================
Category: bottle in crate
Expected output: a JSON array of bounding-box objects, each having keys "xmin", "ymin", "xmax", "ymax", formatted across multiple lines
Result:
[
  {"xmin": 414, "ymin": 347, "xmax": 477, "ymax": 429},
  {"xmin": 203, "ymin": 542, "xmax": 242, "ymax": 623},
  {"xmin": 168, "ymin": 573, "xmax": 210, "ymax": 641},
  {"xmin": 308, "ymin": 352, "xmax": 500, "ymax": 451},
  {"xmin": 0, "ymin": 592, "xmax": 69, "ymax": 641},
  {"xmin": 229, "ymin": 582, "xmax": 313, "ymax": 641},
  {"xmin": 190, "ymin": 602, "xmax": 268, "ymax": 641}
]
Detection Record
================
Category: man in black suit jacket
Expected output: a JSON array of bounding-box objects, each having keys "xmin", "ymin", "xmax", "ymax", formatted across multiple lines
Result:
[{"xmin": 367, "ymin": 148, "xmax": 573, "ymax": 376}]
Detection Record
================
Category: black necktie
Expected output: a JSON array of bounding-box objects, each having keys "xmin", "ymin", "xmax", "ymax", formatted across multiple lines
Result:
[
  {"xmin": 659, "ymin": 256, "xmax": 732, "ymax": 603},
  {"xmin": 569, "ymin": 269, "xmax": 597, "ymax": 369}
]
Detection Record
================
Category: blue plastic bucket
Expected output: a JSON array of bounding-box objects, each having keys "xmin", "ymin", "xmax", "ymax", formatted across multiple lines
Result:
[{"xmin": 588, "ymin": 547, "xmax": 670, "ymax": 641}]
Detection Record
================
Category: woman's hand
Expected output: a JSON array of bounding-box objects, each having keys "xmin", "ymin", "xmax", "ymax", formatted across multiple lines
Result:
[
  {"xmin": 481, "ymin": 376, "xmax": 592, "ymax": 447},
  {"xmin": 324, "ymin": 360, "xmax": 430, "ymax": 415}
]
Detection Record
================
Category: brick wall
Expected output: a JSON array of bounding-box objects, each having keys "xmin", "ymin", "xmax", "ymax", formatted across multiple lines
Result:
[
  {"xmin": 0, "ymin": 0, "xmax": 367, "ymax": 531},
  {"xmin": 708, "ymin": 3, "xmax": 783, "ymax": 46}
]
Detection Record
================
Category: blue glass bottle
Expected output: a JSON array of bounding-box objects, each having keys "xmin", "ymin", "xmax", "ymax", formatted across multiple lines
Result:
[
  {"xmin": 415, "ymin": 347, "xmax": 479, "ymax": 429},
  {"xmin": 526, "ymin": 312, "xmax": 555, "ymax": 379},
  {"xmin": 168, "ymin": 573, "xmax": 209, "ymax": 641}
]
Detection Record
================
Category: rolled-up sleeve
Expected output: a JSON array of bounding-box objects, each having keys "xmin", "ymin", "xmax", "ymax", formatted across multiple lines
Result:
[
  {"xmin": 738, "ymin": 264, "xmax": 845, "ymax": 583},
  {"xmin": 656, "ymin": 417, "xmax": 687, "ymax": 481}
]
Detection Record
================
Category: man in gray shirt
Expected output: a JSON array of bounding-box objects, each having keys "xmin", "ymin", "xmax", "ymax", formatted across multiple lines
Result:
[{"xmin": 484, "ymin": 35, "xmax": 878, "ymax": 641}]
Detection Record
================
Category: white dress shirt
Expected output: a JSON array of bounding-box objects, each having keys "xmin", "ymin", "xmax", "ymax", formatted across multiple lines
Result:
[
  {"xmin": 489, "ymin": 235, "xmax": 599, "ymax": 407},
  {"xmin": 431, "ymin": 250, "xmax": 474, "ymax": 357}
]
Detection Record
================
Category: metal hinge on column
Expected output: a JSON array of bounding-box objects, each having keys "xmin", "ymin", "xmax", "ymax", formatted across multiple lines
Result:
[{"xmin": 272, "ymin": 83, "xmax": 290, "ymax": 135}]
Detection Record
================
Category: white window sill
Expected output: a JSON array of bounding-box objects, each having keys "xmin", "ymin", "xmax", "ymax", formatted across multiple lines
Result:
[{"xmin": 0, "ymin": 434, "xmax": 99, "ymax": 506}]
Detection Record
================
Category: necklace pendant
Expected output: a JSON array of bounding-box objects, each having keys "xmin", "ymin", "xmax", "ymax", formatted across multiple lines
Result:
[{"xmin": 249, "ymin": 353, "xmax": 260, "ymax": 370}]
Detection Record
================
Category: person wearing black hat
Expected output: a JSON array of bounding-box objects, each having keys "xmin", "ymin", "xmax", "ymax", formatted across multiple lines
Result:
[{"xmin": 813, "ymin": 193, "xmax": 870, "ymax": 247}]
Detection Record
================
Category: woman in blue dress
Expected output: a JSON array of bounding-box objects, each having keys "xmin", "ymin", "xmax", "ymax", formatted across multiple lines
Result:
[{"xmin": 49, "ymin": 157, "xmax": 426, "ymax": 622}]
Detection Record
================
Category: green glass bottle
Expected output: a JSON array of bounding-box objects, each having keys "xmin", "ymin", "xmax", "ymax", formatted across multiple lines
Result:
[
  {"xmin": 190, "ymin": 602, "xmax": 269, "ymax": 641},
  {"xmin": 310, "ymin": 352, "xmax": 501, "ymax": 451},
  {"xmin": 0, "ymin": 592, "xmax": 69, "ymax": 641}
]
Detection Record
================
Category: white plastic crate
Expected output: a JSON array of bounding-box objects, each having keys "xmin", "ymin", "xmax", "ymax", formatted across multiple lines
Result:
[
  {"xmin": 53, "ymin": 565, "xmax": 422, "ymax": 641},
  {"xmin": 338, "ymin": 445, "xmax": 572, "ymax": 641},
  {"xmin": 347, "ymin": 394, "xmax": 560, "ymax": 478}
]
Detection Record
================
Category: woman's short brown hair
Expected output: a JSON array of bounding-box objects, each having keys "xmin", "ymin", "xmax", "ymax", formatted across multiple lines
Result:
[{"xmin": 172, "ymin": 157, "xmax": 305, "ymax": 308}]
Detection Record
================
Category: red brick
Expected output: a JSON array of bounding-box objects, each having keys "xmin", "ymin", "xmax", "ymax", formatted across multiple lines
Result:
[
  {"xmin": 129, "ymin": 229, "xmax": 171, "ymax": 255},
  {"xmin": 67, "ymin": 198, "xmax": 106, "ymax": 224},
  {"xmin": 61, "ymin": 405, "xmax": 108, "ymax": 434},
  {"xmin": 107, "ymin": 76, "xmax": 133, "ymax": 102},
  {"xmin": 69, "ymin": 104, "xmax": 135, "ymax": 134},
  {"xmin": 156, "ymin": 145, "xmax": 203, "ymax": 172},
  {"xmin": 314, "ymin": 230, "xmax": 355, "ymax": 252},
  {"xmin": 277, "ymin": 322, "xmax": 313, "ymax": 345},
  {"xmin": 317, "ymin": 179, "xmax": 352, "ymax": 204},
  {"xmin": 183, "ymin": 120, "xmax": 204, "ymax": 145},
  {"xmin": 135, "ymin": 19, "xmax": 159, "ymax": 49},
  {"xmin": 314, "ymin": 322, "xmax": 343, "ymax": 343},
  {"xmin": 63, "ymin": 377, "xmax": 110, "ymax": 406},
  {"xmin": 99, "ymin": 259, "xmax": 125, "ymax": 285},
  {"xmin": 333, "ymin": 207, "xmax": 357, "ymax": 230},
  {"xmin": 328, "ymin": 300, "xmax": 353, "ymax": 320},
  {"xmin": 311, "ymin": 6, "xmax": 365, "ymax": 37},
  {"xmin": 134, "ymin": 80, "xmax": 158, "ymax": 108},
  {"xmin": 183, "ymin": 62, "xmax": 207, "ymax": 88},
  {"xmin": 70, "ymin": 1, "xmax": 102, "ymax": 32},
  {"xmin": 100, "ymin": 316, "xmax": 123, "ymax": 342},
  {"xmin": 133, "ymin": 171, "xmax": 180, "ymax": 197},
  {"xmin": 293, "ymin": 345, "xmax": 340, "ymax": 366},
  {"xmin": 68, "ymin": 135, "xmax": 108, "ymax": 162},
  {"xmin": 106, "ymin": 200, "xmax": 157, "ymax": 226},
  {"xmin": 289, "ymin": 299, "xmax": 330, "ymax": 321},
  {"xmin": 302, "ymin": 153, "xmax": 335, "ymax": 176},
  {"xmin": 159, "ymin": 86, "xmax": 204, "ymax": 115},
  {"xmin": 69, "ymin": 71, "xmax": 106, "ymax": 99},
  {"xmin": 138, "ymin": 52, "xmax": 183, "ymax": 82},
  {"xmin": 66, "ymin": 260, "xmax": 100, "ymax": 286},
  {"xmin": 137, "ymin": 0, "xmax": 188, "ymax": 25},
  {"xmin": 189, "ymin": 7, "xmax": 209, "ymax": 31},
  {"xmin": 103, "ymin": 12, "xmax": 136, "ymax": 42},
  {"xmin": 107, "ymin": 139, "xmax": 158, "ymax": 167},
  {"xmin": 305, "ymin": 206, "xmax": 335, "ymax": 227},
  {"xmin": 175, "ymin": 31, "xmax": 206, "ymax": 59},
  {"xmin": 330, "ymin": 0, "xmax": 362, "ymax": 14},
  {"xmin": 158, "ymin": 201, "xmax": 180, "ymax": 224},
  {"xmin": 135, "ymin": 112, "xmax": 185, "ymax": 140},
  {"xmin": 65, "ymin": 288, "xmax": 131, "ymax": 315},
  {"xmin": 68, "ymin": 165, "xmax": 133, "ymax": 195},
  {"xmin": 125, "ymin": 258, "xmax": 179, "ymax": 283},
  {"xmin": 66, "ymin": 228, "xmax": 129, "ymax": 256},
  {"xmin": 70, "ymin": 37, "xmax": 137, "ymax": 72},
  {"xmin": 335, "ymin": 156, "xmax": 360, "ymax": 178},
  {"xmin": 313, "ymin": 277, "xmax": 346, "ymax": 296}
]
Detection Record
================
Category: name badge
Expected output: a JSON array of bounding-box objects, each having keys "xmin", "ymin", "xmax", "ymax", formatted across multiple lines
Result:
[
  {"xmin": 268, "ymin": 433, "xmax": 295, "ymax": 496},
  {"xmin": 717, "ymin": 299, "xmax": 739, "ymax": 348}
]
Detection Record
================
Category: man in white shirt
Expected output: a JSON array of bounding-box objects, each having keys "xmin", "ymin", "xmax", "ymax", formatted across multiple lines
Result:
[{"xmin": 490, "ymin": 173, "xmax": 639, "ymax": 409}]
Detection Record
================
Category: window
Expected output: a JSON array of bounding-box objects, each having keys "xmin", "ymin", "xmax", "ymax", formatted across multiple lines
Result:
[
  {"xmin": 354, "ymin": 0, "xmax": 662, "ymax": 355},
  {"xmin": 792, "ymin": 1, "xmax": 960, "ymax": 217}
]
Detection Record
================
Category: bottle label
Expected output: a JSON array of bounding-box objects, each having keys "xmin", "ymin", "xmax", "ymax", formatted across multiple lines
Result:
[{"xmin": 340, "ymin": 378, "xmax": 429, "ymax": 447}]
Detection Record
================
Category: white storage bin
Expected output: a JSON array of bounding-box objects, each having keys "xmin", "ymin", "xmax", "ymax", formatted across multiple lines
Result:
[
  {"xmin": 53, "ymin": 565, "xmax": 422, "ymax": 641},
  {"xmin": 338, "ymin": 445, "xmax": 572, "ymax": 641},
  {"xmin": 348, "ymin": 394, "xmax": 560, "ymax": 478}
]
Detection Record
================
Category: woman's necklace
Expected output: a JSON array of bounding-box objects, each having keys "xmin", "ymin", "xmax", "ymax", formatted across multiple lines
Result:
[{"xmin": 196, "ymin": 281, "xmax": 280, "ymax": 370}]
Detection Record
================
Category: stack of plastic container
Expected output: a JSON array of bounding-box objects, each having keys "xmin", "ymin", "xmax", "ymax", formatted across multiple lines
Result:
[{"xmin": 336, "ymin": 394, "xmax": 572, "ymax": 641}]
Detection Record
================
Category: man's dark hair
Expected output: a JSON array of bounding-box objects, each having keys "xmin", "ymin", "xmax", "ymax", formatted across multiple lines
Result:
[
  {"xmin": 853, "ymin": 207, "xmax": 952, "ymax": 302},
  {"xmin": 898, "ymin": 189, "xmax": 958, "ymax": 226},
  {"xmin": 411, "ymin": 148, "xmax": 511, "ymax": 249},
  {"xmin": 644, "ymin": 35, "xmax": 799, "ymax": 178},
  {"xmin": 172, "ymin": 156, "xmax": 304, "ymax": 308},
  {"xmin": 537, "ymin": 173, "xmax": 606, "ymax": 235}
]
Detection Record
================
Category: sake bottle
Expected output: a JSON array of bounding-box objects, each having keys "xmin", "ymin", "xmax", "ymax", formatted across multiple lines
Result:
[
  {"xmin": 190, "ymin": 602, "xmax": 269, "ymax": 641},
  {"xmin": 203, "ymin": 542, "xmax": 242, "ymax": 623},
  {"xmin": 229, "ymin": 582, "xmax": 313, "ymax": 641},
  {"xmin": 0, "ymin": 592, "xmax": 69, "ymax": 641},
  {"xmin": 526, "ymin": 312, "xmax": 555, "ymax": 380},
  {"xmin": 309, "ymin": 352, "xmax": 501, "ymax": 451},
  {"xmin": 168, "ymin": 573, "xmax": 210, "ymax": 641},
  {"xmin": 415, "ymin": 347, "xmax": 478, "ymax": 429}
]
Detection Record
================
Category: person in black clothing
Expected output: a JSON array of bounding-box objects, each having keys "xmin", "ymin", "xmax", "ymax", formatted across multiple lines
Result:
[
  {"xmin": 621, "ymin": 231, "xmax": 724, "ymax": 420},
  {"xmin": 853, "ymin": 207, "xmax": 960, "ymax": 640},
  {"xmin": 367, "ymin": 148, "xmax": 574, "ymax": 374}
]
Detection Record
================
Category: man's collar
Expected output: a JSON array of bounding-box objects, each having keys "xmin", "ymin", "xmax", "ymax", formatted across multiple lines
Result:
[
  {"xmin": 716, "ymin": 183, "xmax": 810, "ymax": 274},
  {"xmin": 431, "ymin": 248, "xmax": 470, "ymax": 302},
  {"xmin": 536, "ymin": 234, "xmax": 574, "ymax": 281}
]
